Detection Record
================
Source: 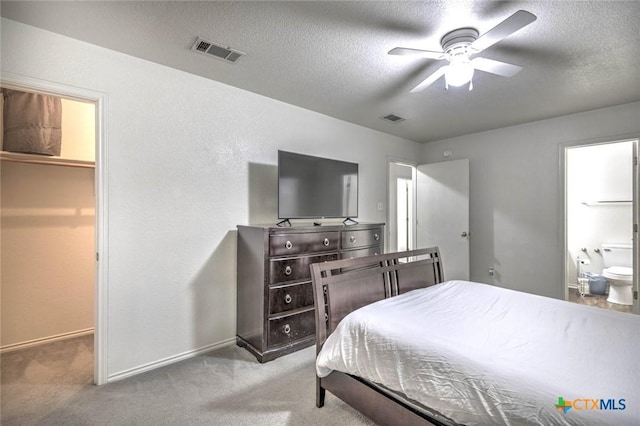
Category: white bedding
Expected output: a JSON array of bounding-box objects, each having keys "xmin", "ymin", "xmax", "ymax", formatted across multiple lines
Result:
[{"xmin": 316, "ymin": 280, "xmax": 640, "ymax": 425}]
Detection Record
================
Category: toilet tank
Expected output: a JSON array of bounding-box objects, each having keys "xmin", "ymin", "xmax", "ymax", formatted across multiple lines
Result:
[{"xmin": 602, "ymin": 244, "xmax": 632, "ymax": 268}]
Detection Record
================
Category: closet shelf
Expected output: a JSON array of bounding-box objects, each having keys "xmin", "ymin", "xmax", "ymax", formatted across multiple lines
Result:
[{"xmin": 0, "ymin": 151, "xmax": 94, "ymax": 169}]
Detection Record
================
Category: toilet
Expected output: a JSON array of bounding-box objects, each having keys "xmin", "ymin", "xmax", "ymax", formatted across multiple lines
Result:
[{"xmin": 601, "ymin": 244, "xmax": 633, "ymax": 305}]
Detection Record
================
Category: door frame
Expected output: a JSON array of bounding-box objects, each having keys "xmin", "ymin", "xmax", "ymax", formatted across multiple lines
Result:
[
  {"xmin": 1, "ymin": 71, "xmax": 110, "ymax": 383},
  {"xmin": 387, "ymin": 157, "xmax": 470, "ymax": 280},
  {"xmin": 387, "ymin": 157, "xmax": 418, "ymax": 254},
  {"xmin": 560, "ymin": 134, "xmax": 639, "ymax": 314}
]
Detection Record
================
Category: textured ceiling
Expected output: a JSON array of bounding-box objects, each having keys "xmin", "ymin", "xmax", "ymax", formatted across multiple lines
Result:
[{"xmin": 2, "ymin": 1, "xmax": 640, "ymax": 143}]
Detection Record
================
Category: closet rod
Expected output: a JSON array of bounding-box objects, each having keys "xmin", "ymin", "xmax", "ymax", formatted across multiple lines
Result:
[
  {"xmin": 0, "ymin": 152, "xmax": 95, "ymax": 169},
  {"xmin": 581, "ymin": 200, "xmax": 632, "ymax": 205}
]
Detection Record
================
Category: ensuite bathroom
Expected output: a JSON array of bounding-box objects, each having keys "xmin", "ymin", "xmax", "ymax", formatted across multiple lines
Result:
[{"xmin": 566, "ymin": 139, "xmax": 636, "ymax": 314}]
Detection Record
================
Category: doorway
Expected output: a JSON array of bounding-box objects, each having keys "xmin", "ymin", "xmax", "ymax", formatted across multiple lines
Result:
[
  {"xmin": 388, "ymin": 162, "xmax": 415, "ymax": 253},
  {"xmin": 563, "ymin": 139, "xmax": 638, "ymax": 314},
  {"xmin": 0, "ymin": 73, "xmax": 108, "ymax": 384},
  {"xmin": 388, "ymin": 159, "xmax": 470, "ymax": 280}
]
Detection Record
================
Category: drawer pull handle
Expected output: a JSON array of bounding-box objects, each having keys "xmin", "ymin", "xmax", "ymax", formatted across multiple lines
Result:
[
  {"xmin": 285, "ymin": 240, "xmax": 293, "ymax": 250},
  {"xmin": 374, "ymin": 233, "xmax": 380, "ymax": 241},
  {"xmin": 323, "ymin": 238, "xmax": 330, "ymax": 246},
  {"xmin": 284, "ymin": 266, "xmax": 292, "ymax": 276},
  {"xmin": 284, "ymin": 293, "xmax": 292, "ymax": 304},
  {"xmin": 283, "ymin": 324, "xmax": 291, "ymax": 334},
  {"xmin": 349, "ymin": 236, "xmax": 356, "ymax": 243}
]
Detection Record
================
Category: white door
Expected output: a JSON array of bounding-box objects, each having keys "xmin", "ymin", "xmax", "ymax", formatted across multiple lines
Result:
[{"xmin": 417, "ymin": 159, "xmax": 470, "ymax": 280}]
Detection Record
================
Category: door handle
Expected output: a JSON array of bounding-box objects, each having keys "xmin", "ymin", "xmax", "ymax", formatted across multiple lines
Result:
[{"xmin": 460, "ymin": 232, "xmax": 469, "ymax": 237}]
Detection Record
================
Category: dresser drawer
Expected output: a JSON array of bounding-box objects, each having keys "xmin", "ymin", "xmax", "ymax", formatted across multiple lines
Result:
[
  {"xmin": 340, "ymin": 246, "xmax": 382, "ymax": 260},
  {"xmin": 268, "ymin": 309, "xmax": 315, "ymax": 347},
  {"xmin": 269, "ymin": 282, "xmax": 314, "ymax": 315},
  {"xmin": 269, "ymin": 253, "xmax": 338, "ymax": 284},
  {"xmin": 269, "ymin": 231, "xmax": 340, "ymax": 256},
  {"xmin": 341, "ymin": 228, "xmax": 382, "ymax": 250}
]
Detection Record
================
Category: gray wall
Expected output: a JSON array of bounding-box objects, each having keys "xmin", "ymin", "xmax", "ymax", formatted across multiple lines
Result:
[{"xmin": 421, "ymin": 102, "xmax": 640, "ymax": 299}]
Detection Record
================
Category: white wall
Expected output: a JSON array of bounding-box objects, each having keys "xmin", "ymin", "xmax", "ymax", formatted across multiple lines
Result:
[
  {"xmin": 1, "ymin": 19, "xmax": 421, "ymax": 379},
  {"xmin": 421, "ymin": 102, "xmax": 640, "ymax": 299}
]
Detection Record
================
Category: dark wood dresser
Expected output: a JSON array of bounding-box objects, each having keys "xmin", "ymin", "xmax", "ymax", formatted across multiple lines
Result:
[{"xmin": 236, "ymin": 222, "xmax": 384, "ymax": 362}]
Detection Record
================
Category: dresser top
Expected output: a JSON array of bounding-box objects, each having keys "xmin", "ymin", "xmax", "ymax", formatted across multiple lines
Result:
[{"xmin": 238, "ymin": 222, "xmax": 384, "ymax": 232}]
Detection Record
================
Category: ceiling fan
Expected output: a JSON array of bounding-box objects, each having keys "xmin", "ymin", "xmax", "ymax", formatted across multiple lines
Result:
[{"xmin": 389, "ymin": 10, "xmax": 537, "ymax": 92}]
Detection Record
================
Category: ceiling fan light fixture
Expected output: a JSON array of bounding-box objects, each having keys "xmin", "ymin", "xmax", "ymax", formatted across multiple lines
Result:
[
  {"xmin": 391, "ymin": 10, "xmax": 537, "ymax": 93},
  {"xmin": 445, "ymin": 60, "xmax": 474, "ymax": 87}
]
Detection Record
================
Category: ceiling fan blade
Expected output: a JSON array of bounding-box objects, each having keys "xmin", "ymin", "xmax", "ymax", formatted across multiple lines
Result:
[
  {"xmin": 471, "ymin": 10, "xmax": 537, "ymax": 52},
  {"xmin": 471, "ymin": 57, "xmax": 522, "ymax": 77},
  {"xmin": 388, "ymin": 47, "xmax": 445, "ymax": 59},
  {"xmin": 410, "ymin": 66, "xmax": 447, "ymax": 93}
]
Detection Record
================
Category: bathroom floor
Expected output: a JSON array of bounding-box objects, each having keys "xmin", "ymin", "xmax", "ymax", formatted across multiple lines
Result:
[{"xmin": 568, "ymin": 289, "xmax": 634, "ymax": 314}]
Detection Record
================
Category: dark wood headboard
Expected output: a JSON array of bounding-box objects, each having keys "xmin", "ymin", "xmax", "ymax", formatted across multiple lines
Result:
[{"xmin": 310, "ymin": 247, "xmax": 444, "ymax": 351}]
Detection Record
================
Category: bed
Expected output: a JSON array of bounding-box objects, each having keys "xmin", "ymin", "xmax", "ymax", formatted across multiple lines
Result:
[{"xmin": 310, "ymin": 248, "xmax": 640, "ymax": 426}]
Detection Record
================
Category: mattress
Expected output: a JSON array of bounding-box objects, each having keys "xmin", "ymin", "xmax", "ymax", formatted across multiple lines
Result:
[{"xmin": 316, "ymin": 280, "xmax": 640, "ymax": 425}]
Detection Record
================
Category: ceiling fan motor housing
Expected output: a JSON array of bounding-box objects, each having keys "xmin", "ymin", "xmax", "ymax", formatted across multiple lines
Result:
[{"xmin": 441, "ymin": 28, "xmax": 479, "ymax": 58}]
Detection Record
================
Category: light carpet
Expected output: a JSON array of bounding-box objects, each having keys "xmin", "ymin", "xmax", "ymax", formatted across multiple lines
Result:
[{"xmin": 1, "ymin": 335, "xmax": 375, "ymax": 425}]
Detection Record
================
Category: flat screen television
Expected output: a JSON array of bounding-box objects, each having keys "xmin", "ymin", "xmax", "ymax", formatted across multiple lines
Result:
[{"xmin": 278, "ymin": 150, "xmax": 358, "ymax": 220}]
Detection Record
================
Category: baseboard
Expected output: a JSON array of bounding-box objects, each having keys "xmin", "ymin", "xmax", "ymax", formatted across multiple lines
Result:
[
  {"xmin": 0, "ymin": 328, "xmax": 94, "ymax": 354},
  {"xmin": 107, "ymin": 337, "xmax": 236, "ymax": 383}
]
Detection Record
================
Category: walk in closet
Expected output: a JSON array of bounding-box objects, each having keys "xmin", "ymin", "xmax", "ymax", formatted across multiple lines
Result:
[{"xmin": 1, "ymin": 89, "xmax": 96, "ymax": 352}]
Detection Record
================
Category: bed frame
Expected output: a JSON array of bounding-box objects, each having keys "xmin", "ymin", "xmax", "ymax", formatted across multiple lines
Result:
[{"xmin": 310, "ymin": 247, "xmax": 448, "ymax": 426}]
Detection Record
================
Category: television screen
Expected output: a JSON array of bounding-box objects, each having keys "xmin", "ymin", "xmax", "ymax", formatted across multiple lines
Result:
[{"xmin": 278, "ymin": 150, "xmax": 358, "ymax": 219}]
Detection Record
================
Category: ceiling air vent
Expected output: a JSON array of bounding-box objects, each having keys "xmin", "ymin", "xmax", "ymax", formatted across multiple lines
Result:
[
  {"xmin": 380, "ymin": 114, "xmax": 406, "ymax": 124},
  {"xmin": 191, "ymin": 37, "xmax": 246, "ymax": 64}
]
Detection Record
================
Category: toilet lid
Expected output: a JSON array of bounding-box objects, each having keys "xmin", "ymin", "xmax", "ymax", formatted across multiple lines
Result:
[{"xmin": 603, "ymin": 266, "xmax": 633, "ymax": 280}]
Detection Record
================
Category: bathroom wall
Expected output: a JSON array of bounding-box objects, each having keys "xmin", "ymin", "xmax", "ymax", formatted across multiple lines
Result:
[
  {"xmin": 566, "ymin": 141, "xmax": 635, "ymax": 282},
  {"xmin": 1, "ymin": 96, "xmax": 95, "ymax": 350}
]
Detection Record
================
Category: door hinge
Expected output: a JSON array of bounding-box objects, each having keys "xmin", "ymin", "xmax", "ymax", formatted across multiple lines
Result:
[
  {"xmin": 634, "ymin": 156, "xmax": 638, "ymax": 166},
  {"xmin": 634, "ymin": 224, "xmax": 638, "ymax": 233},
  {"xmin": 634, "ymin": 290, "xmax": 638, "ymax": 300},
  {"xmin": 96, "ymin": 252, "xmax": 99, "ymax": 261}
]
